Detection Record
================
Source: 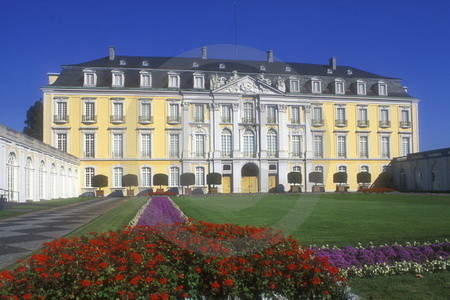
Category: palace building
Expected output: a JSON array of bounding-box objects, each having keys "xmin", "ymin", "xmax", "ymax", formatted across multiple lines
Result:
[{"xmin": 42, "ymin": 47, "xmax": 419, "ymax": 194}]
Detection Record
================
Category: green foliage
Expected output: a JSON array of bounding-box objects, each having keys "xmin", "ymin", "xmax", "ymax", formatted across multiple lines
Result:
[
  {"xmin": 91, "ymin": 175, "xmax": 108, "ymax": 190},
  {"xmin": 180, "ymin": 173, "xmax": 195, "ymax": 187},
  {"xmin": 333, "ymin": 172, "xmax": 348, "ymax": 184},
  {"xmin": 122, "ymin": 174, "xmax": 138, "ymax": 188},
  {"xmin": 206, "ymin": 172, "xmax": 222, "ymax": 186},
  {"xmin": 23, "ymin": 99, "xmax": 43, "ymax": 141},
  {"xmin": 309, "ymin": 172, "xmax": 324, "ymax": 185},
  {"xmin": 153, "ymin": 173, "xmax": 168, "ymax": 188},
  {"xmin": 357, "ymin": 172, "xmax": 372, "ymax": 184},
  {"xmin": 287, "ymin": 172, "xmax": 302, "ymax": 185}
]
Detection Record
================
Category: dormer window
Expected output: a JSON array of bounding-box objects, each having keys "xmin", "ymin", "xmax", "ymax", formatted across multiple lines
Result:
[
  {"xmin": 311, "ymin": 77, "xmax": 322, "ymax": 94},
  {"xmin": 111, "ymin": 70, "xmax": 124, "ymax": 87},
  {"xmin": 140, "ymin": 70, "xmax": 152, "ymax": 88},
  {"xmin": 289, "ymin": 76, "xmax": 300, "ymax": 93},
  {"xmin": 327, "ymin": 69, "xmax": 333, "ymax": 74},
  {"xmin": 168, "ymin": 72, "xmax": 180, "ymax": 88},
  {"xmin": 260, "ymin": 65, "xmax": 266, "ymax": 71},
  {"xmin": 285, "ymin": 66, "xmax": 291, "ymax": 72},
  {"xmin": 83, "ymin": 69, "xmax": 97, "ymax": 87},
  {"xmin": 334, "ymin": 79, "xmax": 345, "ymax": 95},
  {"xmin": 356, "ymin": 80, "xmax": 367, "ymax": 95},
  {"xmin": 142, "ymin": 60, "xmax": 149, "ymax": 67},
  {"xmin": 219, "ymin": 63, "xmax": 225, "ymax": 69},
  {"xmin": 192, "ymin": 61, "xmax": 199, "ymax": 68},
  {"xmin": 346, "ymin": 69, "xmax": 353, "ymax": 75},
  {"xmin": 193, "ymin": 72, "xmax": 205, "ymax": 89},
  {"xmin": 120, "ymin": 60, "xmax": 126, "ymax": 66},
  {"xmin": 377, "ymin": 81, "xmax": 388, "ymax": 96}
]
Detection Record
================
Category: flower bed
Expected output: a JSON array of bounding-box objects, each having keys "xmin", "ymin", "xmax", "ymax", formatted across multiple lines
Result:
[
  {"xmin": 314, "ymin": 242, "xmax": 450, "ymax": 277},
  {"xmin": 0, "ymin": 222, "xmax": 347, "ymax": 299},
  {"xmin": 140, "ymin": 191, "xmax": 179, "ymax": 197},
  {"xmin": 135, "ymin": 196, "xmax": 186, "ymax": 227}
]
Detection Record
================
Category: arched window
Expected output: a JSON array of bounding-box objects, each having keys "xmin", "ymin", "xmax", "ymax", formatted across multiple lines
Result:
[
  {"xmin": 7, "ymin": 153, "xmax": 18, "ymax": 201},
  {"xmin": 338, "ymin": 165, "xmax": 347, "ymax": 173},
  {"xmin": 243, "ymin": 130, "xmax": 256, "ymax": 157},
  {"xmin": 414, "ymin": 165, "xmax": 422, "ymax": 190},
  {"xmin": 113, "ymin": 167, "xmax": 123, "ymax": 187},
  {"xmin": 195, "ymin": 166, "xmax": 205, "ymax": 186},
  {"xmin": 243, "ymin": 102, "xmax": 254, "ymax": 123},
  {"xmin": 293, "ymin": 166, "xmax": 301, "ymax": 173},
  {"xmin": 60, "ymin": 166, "xmax": 65, "ymax": 198},
  {"xmin": 141, "ymin": 167, "xmax": 152, "ymax": 187},
  {"xmin": 170, "ymin": 166, "xmax": 180, "ymax": 186},
  {"xmin": 25, "ymin": 157, "xmax": 33, "ymax": 200},
  {"xmin": 51, "ymin": 164, "xmax": 57, "ymax": 198},
  {"xmin": 361, "ymin": 165, "xmax": 369, "ymax": 172},
  {"xmin": 39, "ymin": 161, "xmax": 46, "ymax": 199},
  {"xmin": 267, "ymin": 129, "xmax": 278, "ymax": 157},
  {"xmin": 85, "ymin": 167, "xmax": 95, "ymax": 187},
  {"xmin": 221, "ymin": 129, "xmax": 232, "ymax": 157}
]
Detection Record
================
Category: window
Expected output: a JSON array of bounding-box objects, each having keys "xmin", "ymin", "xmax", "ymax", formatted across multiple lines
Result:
[
  {"xmin": 221, "ymin": 129, "xmax": 232, "ymax": 157},
  {"xmin": 194, "ymin": 104, "xmax": 204, "ymax": 122},
  {"xmin": 314, "ymin": 135, "xmax": 323, "ymax": 158},
  {"xmin": 195, "ymin": 167, "xmax": 205, "ymax": 186},
  {"xmin": 112, "ymin": 134, "xmax": 123, "ymax": 158},
  {"xmin": 142, "ymin": 60, "xmax": 149, "ymax": 67},
  {"xmin": 358, "ymin": 106, "xmax": 369, "ymax": 126},
  {"xmin": 39, "ymin": 162, "xmax": 45, "ymax": 199},
  {"xmin": 266, "ymin": 106, "xmax": 277, "ymax": 123},
  {"xmin": 312, "ymin": 106, "xmax": 323, "ymax": 126},
  {"xmin": 291, "ymin": 134, "xmax": 302, "ymax": 157},
  {"xmin": 359, "ymin": 136, "xmax": 369, "ymax": 158},
  {"xmin": 356, "ymin": 80, "xmax": 367, "ymax": 95},
  {"xmin": 311, "ymin": 78, "xmax": 322, "ymax": 93},
  {"xmin": 141, "ymin": 167, "xmax": 152, "ymax": 187},
  {"xmin": 83, "ymin": 101, "xmax": 96, "ymax": 123},
  {"xmin": 337, "ymin": 135, "xmax": 347, "ymax": 158},
  {"xmin": 335, "ymin": 106, "xmax": 347, "ymax": 126},
  {"xmin": 243, "ymin": 102, "xmax": 254, "ymax": 123},
  {"xmin": 338, "ymin": 165, "xmax": 347, "ymax": 173},
  {"xmin": 290, "ymin": 77, "xmax": 300, "ymax": 92},
  {"xmin": 83, "ymin": 69, "xmax": 96, "ymax": 87},
  {"xmin": 169, "ymin": 134, "xmax": 180, "ymax": 158},
  {"xmin": 314, "ymin": 166, "xmax": 324, "ymax": 183},
  {"xmin": 139, "ymin": 102, "xmax": 152, "ymax": 123},
  {"xmin": 381, "ymin": 136, "xmax": 390, "ymax": 158},
  {"xmin": 112, "ymin": 70, "xmax": 124, "ymax": 87},
  {"xmin": 193, "ymin": 73, "xmax": 205, "ymax": 89},
  {"xmin": 267, "ymin": 129, "xmax": 278, "ymax": 157},
  {"xmin": 55, "ymin": 101, "xmax": 68, "ymax": 122},
  {"xmin": 85, "ymin": 167, "xmax": 95, "ymax": 187},
  {"xmin": 57, "ymin": 133, "xmax": 67, "ymax": 152},
  {"xmin": 120, "ymin": 60, "xmax": 126, "ymax": 66},
  {"xmin": 140, "ymin": 134, "xmax": 151, "ymax": 158},
  {"xmin": 378, "ymin": 81, "xmax": 388, "ymax": 96},
  {"xmin": 291, "ymin": 106, "xmax": 300, "ymax": 124},
  {"xmin": 361, "ymin": 165, "xmax": 369, "ymax": 173},
  {"xmin": 400, "ymin": 109, "xmax": 411, "ymax": 127},
  {"xmin": 168, "ymin": 72, "xmax": 180, "ymax": 88},
  {"xmin": 293, "ymin": 166, "xmax": 301, "ymax": 173},
  {"xmin": 243, "ymin": 130, "xmax": 256, "ymax": 157},
  {"xmin": 7, "ymin": 153, "xmax": 18, "ymax": 201},
  {"xmin": 170, "ymin": 166, "xmax": 180, "ymax": 186},
  {"xmin": 168, "ymin": 103, "xmax": 180, "ymax": 123},
  {"xmin": 219, "ymin": 63, "xmax": 225, "ymax": 69},
  {"xmin": 379, "ymin": 107, "xmax": 390, "ymax": 127},
  {"xmin": 401, "ymin": 136, "xmax": 411, "ymax": 156},
  {"xmin": 140, "ymin": 71, "xmax": 152, "ymax": 88},
  {"xmin": 84, "ymin": 133, "xmax": 95, "ymax": 158},
  {"xmin": 260, "ymin": 65, "xmax": 266, "ymax": 71},
  {"xmin": 221, "ymin": 105, "xmax": 232, "ymax": 123},
  {"xmin": 111, "ymin": 102, "xmax": 124, "ymax": 123},
  {"xmin": 113, "ymin": 167, "xmax": 123, "ymax": 187},
  {"xmin": 194, "ymin": 133, "xmax": 206, "ymax": 157},
  {"xmin": 335, "ymin": 79, "xmax": 345, "ymax": 94},
  {"xmin": 25, "ymin": 158, "xmax": 33, "ymax": 200}
]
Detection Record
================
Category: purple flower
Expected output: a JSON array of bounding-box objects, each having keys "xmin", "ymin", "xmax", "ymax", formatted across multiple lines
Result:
[{"xmin": 136, "ymin": 197, "xmax": 185, "ymax": 227}]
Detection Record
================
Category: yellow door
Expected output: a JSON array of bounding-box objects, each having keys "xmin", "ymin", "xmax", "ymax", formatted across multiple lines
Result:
[
  {"xmin": 269, "ymin": 175, "xmax": 277, "ymax": 191},
  {"xmin": 242, "ymin": 176, "xmax": 258, "ymax": 193},
  {"xmin": 222, "ymin": 175, "xmax": 231, "ymax": 193}
]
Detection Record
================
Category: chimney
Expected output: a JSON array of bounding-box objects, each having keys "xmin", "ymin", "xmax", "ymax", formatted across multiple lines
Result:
[
  {"xmin": 329, "ymin": 57, "xmax": 337, "ymax": 70},
  {"xmin": 201, "ymin": 46, "xmax": 207, "ymax": 59},
  {"xmin": 267, "ymin": 50, "xmax": 274, "ymax": 62},
  {"xmin": 109, "ymin": 46, "xmax": 115, "ymax": 61}
]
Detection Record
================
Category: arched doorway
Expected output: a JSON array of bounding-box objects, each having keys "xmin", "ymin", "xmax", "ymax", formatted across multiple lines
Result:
[
  {"xmin": 7, "ymin": 153, "xmax": 18, "ymax": 201},
  {"xmin": 399, "ymin": 168, "xmax": 406, "ymax": 191},
  {"xmin": 241, "ymin": 163, "xmax": 259, "ymax": 193}
]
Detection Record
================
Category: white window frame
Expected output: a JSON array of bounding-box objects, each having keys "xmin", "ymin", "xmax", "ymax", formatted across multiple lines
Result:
[
  {"xmin": 111, "ymin": 132, "xmax": 124, "ymax": 158},
  {"xmin": 193, "ymin": 72, "xmax": 205, "ymax": 89},
  {"xmin": 168, "ymin": 72, "xmax": 180, "ymax": 88},
  {"xmin": 83, "ymin": 132, "xmax": 96, "ymax": 158},
  {"xmin": 194, "ymin": 166, "xmax": 206, "ymax": 186},
  {"xmin": 140, "ymin": 132, "xmax": 152, "ymax": 158},
  {"xmin": 82, "ymin": 98, "xmax": 96, "ymax": 123},
  {"xmin": 243, "ymin": 129, "xmax": 256, "ymax": 157},
  {"xmin": 311, "ymin": 77, "xmax": 322, "ymax": 94},
  {"xmin": 169, "ymin": 166, "xmax": 180, "ymax": 187},
  {"xmin": 221, "ymin": 128, "xmax": 232, "ymax": 157},
  {"xmin": 84, "ymin": 166, "xmax": 96, "ymax": 188},
  {"xmin": 112, "ymin": 166, "xmax": 124, "ymax": 188},
  {"xmin": 267, "ymin": 128, "xmax": 278, "ymax": 157},
  {"xmin": 334, "ymin": 79, "xmax": 345, "ymax": 95},
  {"xmin": 168, "ymin": 133, "xmax": 180, "ymax": 158},
  {"xmin": 290, "ymin": 133, "xmax": 302, "ymax": 158},
  {"xmin": 359, "ymin": 134, "xmax": 369, "ymax": 158},
  {"xmin": 266, "ymin": 106, "xmax": 277, "ymax": 124},
  {"xmin": 168, "ymin": 102, "xmax": 181, "ymax": 123},
  {"xmin": 289, "ymin": 76, "xmax": 300, "ymax": 93},
  {"xmin": 141, "ymin": 166, "xmax": 152, "ymax": 187},
  {"xmin": 221, "ymin": 104, "xmax": 232, "ymax": 123},
  {"xmin": 380, "ymin": 134, "xmax": 391, "ymax": 158},
  {"xmin": 336, "ymin": 134, "xmax": 347, "ymax": 158},
  {"xmin": 140, "ymin": 71, "xmax": 152, "ymax": 88},
  {"xmin": 400, "ymin": 134, "xmax": 412, "ymax": 156},
  {"xmin": 83, "ymin": 69, "xmax": 97, "ymax": 87},
  {"xmin": 290, "ymin": 106, "xmax": 300, "ymax": 124},
  {"xmin": 378, "ymin": 81, "xmax": 388, "ymax": 96},
  {"xmin": 358, "ymin": 105, "xmax": 369, "ymax": 126},
  {"xmin": 111, "ymin": 70, "xmax": 124, "ymax": 87},
  {"xmin": 360, "ymin": 165, "xmax": 370, "ymax": 173},
  {"xmin": 194, "ymin": 104, "xmax": 205, "ymax": 122},
  {"xmin": 313, "ymin": 134, "xmax": 324, "ymax": 158},
  {"xmin": 356, "ymin": 80, "xmax": 367, "ymax": 95}
]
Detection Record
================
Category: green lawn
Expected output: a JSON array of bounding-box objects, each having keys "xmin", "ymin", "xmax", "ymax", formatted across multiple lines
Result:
[
  {"xmin": 0, "ymin": 197, "xmax": 96, "ymax": 220},
  {"xmin": 173, "ymin": 193, "xmax": 450, "ymax": 247}
]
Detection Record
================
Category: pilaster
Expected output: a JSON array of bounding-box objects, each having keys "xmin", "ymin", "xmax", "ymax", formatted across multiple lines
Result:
[
  {"xmin": 304, "ymin": 105, "xmax": 313, "ymax": 159},
  {"xmin": 259, "ymin": 160, "xmax": 269, "ymax": 192},
  {"xmin": 181, "ymin": 102, "xmax": 190, "ymax": 158},
  {"xmin": 232, "ymin": 103, "xmax": 241, "ymax": 158},
  {"xmin": 259, "ymin": 105, "xmax": 267, "ymax": 158},
  {"xmin": 278, "ymin": 104, "xmax": 288, "ymax": 158}
]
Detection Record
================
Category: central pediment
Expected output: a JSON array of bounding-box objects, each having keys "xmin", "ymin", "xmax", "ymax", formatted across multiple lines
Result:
[{"xmin": 213, "ymin": 76, "xmax": 284, "ymax": 95}]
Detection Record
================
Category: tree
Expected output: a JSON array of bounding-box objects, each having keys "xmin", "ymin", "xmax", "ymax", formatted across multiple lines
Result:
[
  {"xmin": 333, "ymin": 172, "xmax": 348, "ymax": 186},
  {"xmin": 357, "ymin": 172, "xmax": 372, "ymax": 188},
  {"xmin": 207, "ymin": 173, "xmax": 222, "ymax": 193},
  {"xmin": 91, "ymin": 175, "xmax": 108, "ymax": 196},
  {"xmin": 23, "ymin": 99, "xmax": 43, "ymax": 141},
  {"xmin": 180, "ymin": 173, "xmax": 195, "ymax": 187},
  {"xmin": 122, "ymin": 174, "xmax": 138, "ymax": 190},
  {"xmin": 288, "ymin": 172, "xmax": 302, "ymax": 185},
  {"xmin": 153, "ymin": 174, "xmax": 168, "ymax": 189},
  {"xmin": 309, "ymin": 172, "xmax": 324, "ymax": 186}
]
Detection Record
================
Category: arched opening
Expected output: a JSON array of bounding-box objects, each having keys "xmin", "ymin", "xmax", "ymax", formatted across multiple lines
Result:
[
  {"xmin": 431, "ymin": 163, "xmax": 440, "ymax": 190},
  {"xmin": 399, "ymin": 168, "xmax": 406, "ymax": 191},
  {"xmin": 25, "ymin": 157, "xmax": 33, "ymax": 200},
  {"xmin": 7, "ymin": 153, "xmax": 18, "ymax": 201},
  {"xmin": 39, "ymin": 161, "xmax": 46, "ymax": 199},
  {"xmin": 241, "ymin": 163, "xmax": 259, "ymax": 193}
]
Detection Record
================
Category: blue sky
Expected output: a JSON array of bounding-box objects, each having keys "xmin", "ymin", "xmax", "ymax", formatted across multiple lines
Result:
[{"xmin": 0, "ymin": 0, "xmax": 448, "ymax": 151}]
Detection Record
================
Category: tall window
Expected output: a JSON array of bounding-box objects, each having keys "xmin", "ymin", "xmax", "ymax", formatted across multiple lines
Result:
[
  {"xmin": 170, "ymin": 166, "xmax": 180, "ymax": 186},
  {"xmin": 84, "ymin": 69, "xmax": 96, "ymax": 87},
  {"xmin": 291, "ymin": 106, "xmax": 300, "ymax": 124},
  {"xmin": 381, "ymin": 136, "xmax": 390, "ymax": 158},
  {"xmin": 140, "ymin": 71, "xmax": 152, "ymax": 88},
  {"xmin": 169, "ymin": 134, "xmax": 180, "ymax": 158},
  {"xmin": 401, "ymin": 109, "xmax": 410, "ymax": 127},
  {"xmin": 357, "ymin": 80, "xmax": 366, "ymax": 95},
  {"xmin": 221, "ymin": 105, "xmax": 232, "ymax": 123},
  {"xmin": 312, "ymin": 106, "xmax": 323, "ymax": 126},
  {"xmin": 358, "ymin": 106, "xmax": 368, "ymax": 126},
  {"xmin": 193, "ymin": 74, "xmax": 205, "ymax": 89},
  {"xmin": 337, "ymin": 136, "xmax": 347, "ymax": 158},
  {"xmin": 243, "ymin": 130, "xmax": 256, "ymax": 157},
  {"xmin": 168, "ymin": 103, "xmax": 180, "ymax": 123},
  {"xmin": 113, "ymin": 167, "xmax": 123, "ymax": 187},
  {"xmin": 55, "ymin": 102, "xmax": 68, "ymax": 122},
  {"xmin": 112, "ymin": 102, "xmax": 124, "ymax": 123},
  {"xmin": 84, "ymin": 133, "xmax": 95, "ymax": 158},
  {"xmin": 57, "ymin": 133, "xmax": 67, "ymax": 152},
  {"xmin": 336, "ymin": 106, "xmax": 346, "ymax": 126},
  {"xmin": 194, "ymin": 104, "xmax": 204, "ymax": 122},
  {"xmin": 243, "ymin": 103, "xmax": 254, "ymax": 123},
  {"xmin": 221, "ymin": 129, "xmax": 232, "ymax": 157},
  {"xmin": 267, "ymin": 129, "xmax": 278, "ymax": 157},
  {"xmin": 25, "ymin": 158, "xmax": 33, "ymax": 200},
  {"xmin": 168, "ymin": 73, "xmax": 180, "ymax": 88},
  {"xmin": 378, "ymin": 81, "xmax": 388, "ymax": 95},
  {"xmin": 141, "ymin": 167, "xmax": 151, "ymax": 187},
  {"xmin": 359, "ymin": 136, "xmax": 369, "ymax": 158},
  {"xmin": 291, "ymin": 134, "xmax": 302, "ymax": 157},
  {"xmin": 194, "ymin": 133, "xmax": 206, "ymax": 157},
  {"xmin": 311, "ymin": 79, "xmax": 321, "ymax": 93},
  {"xmin": 401, "ymin": 136, "xmax": 411, "ymax": 156},
  {"xmin": 141, "ymin": 134, "xmax": 151, "ymax": 158},
  {"xmin": 112, "ymin": 134, "xmax": 123, "ymax": 158},
  {"xmin": 379, "ymin": 107, "xmax": 390, "ymax": 127},
  {"xmin": 83, "ymin": 102, "xmax": 96, "ymax": 122},
  {"xmin": 266, "ymin": 106, "xmax": 277, "ymax": 124},
  {"xmin": 314, "ymin": 135, "xmax": 323, "ymax": 158},
  {"xmin": 85, "ymin": 167, "xmax": 95, "ymax": 187},
  {"xmin": 290, "ymin": 77, "xmax": 300, "ymax": 92},
  {"xmin": 7, "ymin": 153, "xmax": 18, "ymax": 201},
  {"xmin": 335, "ymin": 80, "xmax": 345, "ymax": 94},
  {"xmin": 39, "ymin": 162, "xmax": 45, "ymax": 199},
  {"xmin": 140, "ymin": 102, "xmax": 152, "ymax": 123},
  {"xmin": 112, "ymin": 71, "xmax": 124, "ymax": 87},
  {"xmin": 195, "ymin": 166, "xmax": 205, "ymax": 186}
]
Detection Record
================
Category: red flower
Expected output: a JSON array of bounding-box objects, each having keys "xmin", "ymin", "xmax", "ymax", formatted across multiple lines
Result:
[
  {"xmin": 223, "ymin": 279, "xmax": 234, "ymax": 286},
  {"xmin": 311, "ymin": 277, "xmax": 321, "ymax": 285},
  {"xmin": 159, "ymin": 278, "xmax": 168, "ymax": 285},
  {"xmin": 23, "ymin": 295, "xmax": 33, "ymax": 299},
  {"xmin": 81, "ymin": 279, "xmax": 91, "ymax": 287},
  {"xmin": 130, "ymin": 275, "xmax": 142, "ymax": 285},
  {"xmin": 211, "ymin": 281, "xmax": 221, "ymax": 288}
]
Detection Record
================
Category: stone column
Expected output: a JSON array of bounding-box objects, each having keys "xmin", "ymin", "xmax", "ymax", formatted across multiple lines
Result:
[
  {"xmin": 278, "ymin": 104, "xmax": 288, "ymax": 158},
  {"xmin": 232, "ymin": 103, "xmax": 241, "ymax": 158},
  {"xmin": 304, "ymin": 105, "xmax": 313, "ymax": 159},
  {"xmin": 210, "ymin": 103, "xmax": 221, "ymax": 158},
  {"xmin": 260, "ymin": 160, "xmax": 269, "ymax": 193},
  {"xmin": 0, "ymin": 141, "xmax": 5, "ymax": 194},
  {"xmin": 259, "ymin": 104, "xmax": 267, "ymax": 158},
  {"xmin": 181, "ymin": 102, "xmax": 190, "ymax": 158},
  {"xmin": 232, "ymin": 160, "xmax": 243, "ymax": 193},
  {"xmin": 278, "ymin": 160, "xmax": 289, "ymax": 192}
]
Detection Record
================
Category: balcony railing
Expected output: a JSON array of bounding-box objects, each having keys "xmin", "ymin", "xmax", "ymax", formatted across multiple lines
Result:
[
  {"xmin": 314, "ymin": 152, "xmax": 323, "ymax": 158},
  {"xmin": 111, "ymin": 151, "xmax": 123, "ymax": 158},
  {"xmin": 400, "ymin": 121, "xmax": 411, "ymax": 128},
  {"xmin": 291, "ymin": 152, "xmax": 302, "ymax": 158},
  {"xmin": 138, "ymin": 116, "xmax": 153, "ymax": 124},
  {"xmin": 243, "ymin": 151, "xmax": 256, "ymax": 158},
  {"xmin": 311, "ymin": 119, "xmax": 324, "ymax": 126},
  {"xmin": 53, "ymin": 115, "xmax": 69, "ymax": 123},
  {"xmin": 169, "ymin": 151, "xmax": 180, "ymax": 158},
  {"xmin": 242, "ymin": 117, "xmax": 256, "ymax": 124},
  {"xmin": 193, "ymin": 117, "xmax": 204, "ymax": 123},
  {"xmin": 358, "ymin": 120, "xmax": 370, "ymax": 127},
  {"xmin": 379, "ymin": 120, "xmax": 391, "ymax": 128},
  {"xmin": 221, "ymin": 151, "xmax": 232, "ymax": 158},
  {"xmin": 221, "ymin": 116, "xmax": 232, "ymax": 123},
  {"xmin": 290, "ymin": 118, "xmax": 301, "ymax": 124},
  {"xmin": 337, "ymin": 152, "xmax": 347, "ymax": 158},
  {"xmin": 266, "ymin": 117, "xmax": 277, "ymax": 124},
  {"xmin": 167, "ymin": 116, "xmax": 181, "ymax": 124},
  {"xmin": 82, "ymin": 115, "xmax": 97, "ymax": 123},
  {"xmin": 381, "ymin": 152, "xmax": 391, "ymax": 159},
  {"xmin": 267, "ymin": 151, "xmax": 279, "ymax": 158},
  {"xmin": 335, "ymin": 119, "xmax": 348, "ymax": 127},
  {"xmin": 192, "ymin": 151, "xmax": 206, "ymax": 158},
  {"xmin": 360, "ymin": 152, "xmax": 369, "ymax": 158},
  {"xmin": 110, "ymin": 115, "xmax": 125, "ymax": 123},
  {"xmin": 84, "ymin": 151, "xmax": 95, "ymax": 158},
  {"xmin": 140, "ymin": 151, "xmax": 151, "ymax": 158}
]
